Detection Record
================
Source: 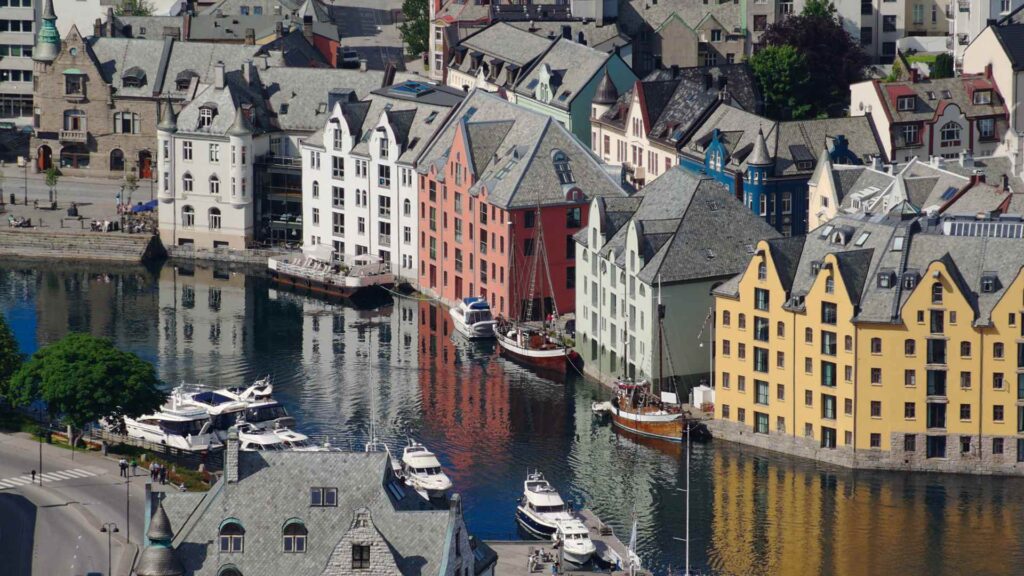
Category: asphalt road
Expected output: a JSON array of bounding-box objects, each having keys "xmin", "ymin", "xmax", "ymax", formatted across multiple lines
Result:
[{"xmin": 0, "ymin": 433, "xmax": 146, "ymax": 576}]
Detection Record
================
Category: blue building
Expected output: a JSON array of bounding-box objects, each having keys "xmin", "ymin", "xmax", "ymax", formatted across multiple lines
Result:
[{"xmin": 678, "ymin": 104, "xmax": 884, "ymax": 236}]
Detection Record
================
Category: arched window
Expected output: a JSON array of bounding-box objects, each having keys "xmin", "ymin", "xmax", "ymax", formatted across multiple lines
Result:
[
  {"xmin": 757, "ymin": 262, "xmax": 767, "ymax": 280},
  {"xmin": 209, "ymin": 207, "xmax": 222, "ymax": 230},
  {"xmin": 940, "ymin": 122, "xmax": 961, "ymax": 147},
  {"xmin": 282, "ymin": 520, "xmax": 307, "ymax": 553},
  {"xmin": 931, "ymin": 281, "xmax": 943, "ymax": 304},
  {"xmin": 210, "ymin": 175, "xmax": 220, "ymax": 195},
  {"xmin": 776, "ymin": 321, "xmax": 785, "ymax": 338},
  {"xmin": 825, "ymin": 275, "xmax": 835, "ymax": 294},
  {"xmin": 182, "ymin": 172, "xmax": 193, "ymax": 193},
  {"xmin": 199, "ymin": 105, "xmax": 218, "ymax": 129},
  {"xmin": 217, "ymin": 565, "xmax": 243, "ymax": 576},
  {"xmin": 182, "ymin": 205, "xmax": 195, "ymax": 227},
  {"xmin": 722, "ymin": 310, "xmax": 731, "ymax": 326},
  {"xmin": 404, "ymin": 199, "xmax": 412, "ymax": 217},
  {"xmin": 312, "ymin": 181, "xmax": 320, "ymax": 199},
  {"xmin": 110, "ymin": 149, "xmax": 124, "ymax": 171},
  {"xmin": 738, "ymin": 313, "xmax": 746, "ymax": 329},
  {"xmin": 870, "ymin": 337, "xmax": 882, "ymax": 354},
  {"xmin": 219, "ymin": 520, "xmax": 244, "ymax": 553}
]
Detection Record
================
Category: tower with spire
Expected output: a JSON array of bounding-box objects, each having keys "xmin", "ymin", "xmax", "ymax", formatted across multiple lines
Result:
[
  {"xmin": 744, "ymin": 127, "xmax": 773, "ymax": 215},
  {"xmin": 591, "ymin": 68, "xmax": 619, "ymax": 122},
  {"xmin": 33, "ymin": 0, "xmax": 60, "ymax": 64},
  {"xmin": 135, "ymin": 500, "xmax": 184, "ymax": 576}
]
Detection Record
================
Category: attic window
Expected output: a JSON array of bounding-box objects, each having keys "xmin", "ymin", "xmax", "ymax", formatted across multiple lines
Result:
[
  {"xmin": 425, "ymin": 111, "xmax": 438, "ymax": 124},
  {"xmin": 122, "ymin": 66, "xmax": 146, "ymax": 88},
  {"xmin": 925, "ymin": 91, "xmax": 935, "ymax": 100},
  {"xmin": 902, "ymin": 272, "xmax": 918, "ymax": 289},
  {"xmin": 941, "ymin": 90, "xmax": 952, "ymax": 99},
  {"xmin": 175, "ymin": 70, "xmax": 198, "ymax": 91},
  {"xmin": 199, "ymin": 106, "xmax": 217, "ymax": 129},
  {"xmin": 703, "ymin": 248, "xmax": 716, "ymax": 260},
  {"xmin": 877, "ymin": 271, "xmax": 895, "ymax": 288},
  {"xmin": 280, "ymin": 104, "xmax": 289, "ymax": 115},
  {"xmin": 892, "ymin": 236, "xmax": 905, "ymax": 251},
  {"xmin": 854, "ymin": 231, "xmax": 870, "ymax": 246},
  {"xmin": 796, "ymin": 160, "xmax": 814, "ymax": 171},
  {"xmin": 558, "ymin": 90, "xmax": 572, "ymax": 101},
  {"xmin": 810, "ymin": 261, "xmax": 821, "ymax": 276},
  {"xmin": 317, "ymin": 103, "xmax": 327, "ymax": 114},
  {"xmin": 897, "ymin": 96, "xmax": 914, "ymax": 111},
  {"xmin": 552, "ymin": 150, "xmax": 574, "ymax": 185},
  {"xmin": 973, "ymin": 89, "xmax": 992, "ymax": 105},
  {"xmin": 981, "ymin": 273, "xmax": 999, "ymax": 293}
]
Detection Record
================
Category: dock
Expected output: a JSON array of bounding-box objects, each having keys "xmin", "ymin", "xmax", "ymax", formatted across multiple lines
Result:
[{"xmin": 485, "ymin": 509, "xmax": 651, "ymax": 576}]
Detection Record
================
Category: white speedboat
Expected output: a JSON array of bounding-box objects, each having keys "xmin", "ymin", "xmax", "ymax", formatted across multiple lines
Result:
[
  {"xmin": 450, "ymin": 297, "xmax": 496, "ymax": 339},
  {"xmin": 121, "ymin": 391, "xmax": 220, "ymax": 451},
  {"xmin": 179, "ymin": 378, "xmax": 295, "ymax": 437},
  {"xmin": 235, "ymin": 422, "xmax": 316, "ymax": 451},
  {"xmin": 515, "ymin": 471, "xmax": 574, "ymax": 537},
  {"xmin": 399, "ymin": 440, "xmax": 453, "ymax": 499},
  {"xmin": 551, "ymin": 519, "xmax": 597, "ymax": 565}
]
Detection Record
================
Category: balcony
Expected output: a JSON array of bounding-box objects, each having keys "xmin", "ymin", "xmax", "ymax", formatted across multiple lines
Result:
[
  {"xmin": 379, "ymin": 233, "xmax": 391, "ymax": 247},
  {"xmin": 59, "ymin": 129, "xmax": 87, "ymax": 143},
  {"xmin": 258, "ymin": 153, "xmax": 302, "ymax": 170}
]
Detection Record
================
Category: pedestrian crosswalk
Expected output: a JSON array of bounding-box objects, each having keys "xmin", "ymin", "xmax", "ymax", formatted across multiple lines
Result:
[{"xmin": 0, "ymin": 468, "xmax": 97, "ymax": 489}]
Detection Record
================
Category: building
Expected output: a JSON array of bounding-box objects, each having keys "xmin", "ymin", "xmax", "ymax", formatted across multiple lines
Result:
[
  {"xmin": 904, "ymin": 0, "xmax": 952, "ymax": 37},
  {"xmin": 806, "ymin": 154, "xmax": 973, "ymax": 229},
  {"xmin": 574, "ymin": 167, "xmax": 778, "ymax": 388},
  {"xmin": 136, "ymin": 437, "xmax": 497, "ymax": 576},
  {"xmin": 589, "ymin": 64, "xmax": 761, "ymax": 189},
  {"xmin": 713, "ymin": 212, "xmax": 1024, "ymax": 474},
  {"xmin": 428, "ymin": 0, "xmax": 492, "ymax": 83},
  {"xmin": 444, "ymin": 22, "xmax": 555, "ymax": 94},
  {"xmin": 953, "ymin": 0, "xmax": 1024, "ymax": 65},
  {"xmin": 157, "ymin": 61, "xmax": 412, "ymax": 250},
  {"xmin": 0, "ymin": 0, "xmax": 43, "ymax": 124},
  {"xmin": 677, "ymin": 104, "xmax": 885, "ymax": 236},
  {"xmin": 416, "ymin": 89, "xmax": 626, "ymax": 318},
  {"xmin": 511, "ymin": 36, "xmax": 635, "ymax": 144},
  {"xmin": 849, "ymin": 72, "xmax": 1007, "ymax": 163},
  {"xmin": 301, "ymin": 80, "xmax": 465, "ymax": 280}
]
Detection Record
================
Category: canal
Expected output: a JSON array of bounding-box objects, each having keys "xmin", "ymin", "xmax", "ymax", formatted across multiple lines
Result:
[{"xmin": 1, "ymin": 258, "xmax": 1023, "ymax": 576}]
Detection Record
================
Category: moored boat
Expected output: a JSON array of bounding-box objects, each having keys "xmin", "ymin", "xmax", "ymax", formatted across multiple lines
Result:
[
  {"xmin": 121, "ymin": 390, "xmax": 221, "ymax": 451},
  {"xmin": 515, "ymin": 471, "xmax": 574, "ymax": 538},
  {"xmin": 268, "ymin": 245, "xmax": 394, "ymax": 299},
  {"xmin": 398, "ymin": 440, "xmax": 453, "ymax": 500},
  {"xmin": 235, "ymin": 422, "xmax": 317, "ymax": 451},
  {"xmin": 551, "ymin": 519, "xmax": 597, "ymax": 565},
  {"xmin": 450, "ymin": 297, "xmax": 497, "ymax": 339},
  {"xmin": 496, "ymin": 324, "xmax": 579, "ymax": 374}
]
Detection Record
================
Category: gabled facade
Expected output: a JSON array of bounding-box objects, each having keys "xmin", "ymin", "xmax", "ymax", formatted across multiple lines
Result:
[
  {"xmin": 963, "ymin": 22, "xmax": 1024, "ymax": 179},
  {"xmin": 444, "ymin": 22, "xmax": 552, "ymax": 94},
  {"xmin": 713, "ymin": 212, "xmax": 1024, "ymax": 475},
  {"xmin": 416, "ymin": 90, "xmax": 626, "ymax": 318},
  {"xmin": 301, "ymin": 81, "xmax": 464, "ymax": 279},
  {"xmin": 574, "ymin": 168, "xmax": 778, "ymax": 388},
  {"xmin": 850, "ymin": 73, "xmax": 1008, "ymax": 163}
]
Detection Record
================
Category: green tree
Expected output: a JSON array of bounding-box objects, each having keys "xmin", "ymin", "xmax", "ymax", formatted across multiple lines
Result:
[
  {"xmin": 124, "ymin": 173, "xmax": 139, "ymax": 205},
  {"xmin": 931, "ymin": 53, "xmax": 954, "ymax": 79},
  {"xmin": 399, "ymin": 0, "xmax": 430, "ymax": 58},
  {"xmin": 4, "ymin": 333, "xmax": 165, "ymax": 448},
  {"xmin": 801, "ymin": 0, "xmax": 837, "ymax": 18},
  {"xmin": 0, "ymin": 313, "xmax": 20, "ymax": 393},
  {"xmin": 115, "ymin": 0, "xmax": 153, "ymax": 16},
  {"xmin": 44, "ymin": 166, "xmax": 59, "ymax": 204},
  {"xmin": 750, "ymin": 45, "xmax": 813, "ymax": 119}
]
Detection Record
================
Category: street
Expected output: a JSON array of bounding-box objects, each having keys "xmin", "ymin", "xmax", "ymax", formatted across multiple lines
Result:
[
  {"xmin": 0, "ymin": 166, "xmax": 155, "ymax": 226},
  {"xmin": 0, "ymin": 433, "xmax": 148, "ymax": 576}
]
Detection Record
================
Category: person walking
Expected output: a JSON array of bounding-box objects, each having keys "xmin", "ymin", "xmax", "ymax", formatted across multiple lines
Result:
[
  {"xmin": 150, "ymin": 462, "xmax": 159, "ymax": 482},
  {"xmin": 159, "ymin": 466, "xmax": 168, "ymax": 485},
  {"xmin": 130, "ymin": 458, "xmax": 138, "ymax": 477},
  {"xmin": 118, "ymin": 458, "xmax": 128, "ymax": 478}
]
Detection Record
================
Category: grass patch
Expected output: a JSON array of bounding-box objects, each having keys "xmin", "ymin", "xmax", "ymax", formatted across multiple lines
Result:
[{"xmin": 906, "ymin": 53, "xmax": 938, "ymax": 64}]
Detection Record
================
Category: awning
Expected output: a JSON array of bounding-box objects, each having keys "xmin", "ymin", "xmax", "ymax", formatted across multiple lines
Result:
[{"xmin": 131, "ymin": 199, "xmax": 158, "ymax": 213}]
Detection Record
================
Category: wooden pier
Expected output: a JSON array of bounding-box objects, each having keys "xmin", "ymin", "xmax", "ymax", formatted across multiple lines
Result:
[{"xmin": 485, "ymin": 508, "xmax": 650, "ymax": 576}]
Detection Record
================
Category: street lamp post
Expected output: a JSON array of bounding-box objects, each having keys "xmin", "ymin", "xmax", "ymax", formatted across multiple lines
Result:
[
  {"xmin": 37, "ymin": 407, "xmax": 43, "ymax": 487},
  {"xmin": 100, "ymin": 522, "xmax": 119, "ymax": 576},
  {"xmin": 125, "ymin": 472, "xmax": 131, "ymax": 544},
  {"xmin": 22, "ymin": 161, "xmax": 27, "ymax": 205}
]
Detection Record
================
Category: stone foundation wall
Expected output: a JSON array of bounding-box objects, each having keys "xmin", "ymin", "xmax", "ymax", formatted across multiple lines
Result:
[
  {"xmin": 0, "ymin": 228, "xmax": 163, "ymax": 262},
  {"xmin": 166, "ymin": 244, "xmax": 291, "ymax": 265},
  {"xmin": 707, "ymin": 419, "xmax": 1024, "ymax": 476}
]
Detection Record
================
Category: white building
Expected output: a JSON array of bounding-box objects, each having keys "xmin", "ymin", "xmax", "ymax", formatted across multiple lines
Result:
[
  {"xmin": 953, "ymin": 0, "xmax": 1024, "ymax": 64},
  {"xmin": 300, "ymin": 80, "xmax": 463, "ymax": 281},
  {"xmin": 574, "ymin": 168, "xmax": 778, "ymax": 388}
]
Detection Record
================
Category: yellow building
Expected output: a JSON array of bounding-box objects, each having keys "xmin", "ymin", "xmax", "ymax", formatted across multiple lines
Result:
[{"xmin": 712, "ymin": 212, "xmax": 1024, "ymax": 474}]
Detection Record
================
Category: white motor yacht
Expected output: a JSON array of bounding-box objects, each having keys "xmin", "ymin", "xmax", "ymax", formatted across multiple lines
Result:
[
  {"xmin": 551, "ymin": 519, "xmax": 597, "ymax": 565},
  {"xmin": 121, "ymin": 390, "xmax": 220, "ymax": 451},
  {"xmin": 515, "ymin": 471, "xmax": 574, "ymax": 538},
  {"xmin": 450, "ymin": 297, "xmax": 496, "ymax": 339},
  {"xmin": 399, "ymin": 440, "xmax": 453, "ymax": 499},
  {"xmin": 235, "ymin": 423, "xmax": 316, "ymax": 451},
  {"xmin": 179, "ymin": 378, "xmax": 295, "ymax": 437}
]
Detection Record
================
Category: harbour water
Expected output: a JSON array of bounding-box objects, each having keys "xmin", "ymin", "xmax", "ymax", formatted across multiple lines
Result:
[{"xmin": 2, "ymin": 258, "xmax": 1024, "ymax": 576}]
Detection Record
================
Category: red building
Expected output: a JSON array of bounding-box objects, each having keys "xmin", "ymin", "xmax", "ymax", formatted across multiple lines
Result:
[{"xmin": 416, "ymin": 90, "xmax": 625, "ymax": 318}]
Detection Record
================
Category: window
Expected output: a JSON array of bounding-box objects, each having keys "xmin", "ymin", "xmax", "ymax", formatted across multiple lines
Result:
[
  {"xmin": 208, "ymin": 208, "xmax": 221, "ymax": 230},
  {"xmin": 310, "ymin": 487, "xmax": 338, "ymax": 507},
  {"xmin": 754, "ymin": 288, "xmax": 769, "ymax": 311},
  {"xmin": 870, "ymin": 401, "xmax": 881, "ymax": 418},
  {"xmin": 333, "ymin": 186, "xmax": 345, "ymax": 208},
  {"xmin": 905, "ymin": 369, "xmax": 916, "ymax": 387},
  {"xmin": 722, "ymin": 311, "xmax": 731, "ymax": 326},
  {"xmin": 844, "ymin": 335, "xmax": 852, "ymax": 352},
  {"xmin": 777, "ymin": 384, "xmax": 785, "ymax": 401},
  {"xmin": 994, "ymin": 405, "xmax": 1004, "ymax": 422},
  {"xmin": 283, "ymin": 522, "xmax": 307, "ymax": 553},
  {"xmin": 994, "ymin": 342, "xmax": 1005, "ymax": 359},
  {"xmin": 754, "ymin": 412, "xmax": 769, "ymax": 433},
  {"xmin": 553, "ymin": 151, "xmax": 574, "ymax": 184},
  {"xmin": 219, "ymin": 521, "xmax": 244, "ymax": 553},
  {"xmin": 182, "ymin": 205, "xmax": 194, "ymax": 227},
  {"xmin": 757, "ymin": 262, "xmax": 767, "ymax": 280},
  {"xmin": 199, "ymin": 106, "xmax": 216, "ymax": 129},
  {"xmin": 333, "ymin": 156, "xmax": 345, "ymax": 179},
  {"xmin": 738, "ymin": 314, "xmax": 747, "ymax": 330},
  {"xmin": 114, "ymin": 112, "xmax": 140, "ymax": 134},
  {"xmin": 870, "ymin": 433, "xmax": 881, "ymax": 448},
  {"xmin": 524, "ymin": 211, "xmax": 536, "ymax": 228},
  {"xmin": 312, "ymin": 208, "xmax": 319, "ymax": 226},
  {"xmin": 183, "ymin": 141, "xmax": 192, "ymax": 161},
  {"xmin": 844, "ymin": 398, "xmax": 853, "ymax": 415},
  {"xmin": 960, "ymin": 404, "xmax": 971, "ymax": 421},
  {"xmin": 805, "ymin": 390, "xmax": 813, "ymax": 406},
  {"xmin": 777, "ymin": 322, "xmax": 785, "ymax": 338},
  {"xmin": 978, "ymin": 118, "xmax": 996, "ymax": 139},
  {"xmin": 567, "ymin": 207, "xmax": 582, "ymax": 228},
  {"xmin": 901, "ymin": 124, "xmax": 919, "ymax": 145},
  {"xmin": 805, "ymin": 327, "xmax": 813, "ymax": 344},
  {"xmin": 871, "ymin": 368, "xmax": 882, "ymax": 385},
  {"xmin": 883, "ymin": 15, "xmax": 897, "ymax": 32},
  {"xmin": 960, "ymin": 371, "xmax": 972, "ymax": 389},
  {"xmin": 905, "ymin": 402, "xmax": 916, "ymax": 419},
  {"xmin": 312, "ymin": 182, "xmax": 320, "ymax": 199},
  {"xmin": 182, "ymin": 173, "xmax": 193, "ymax": 193},
  {"xmin": 993, "ymin": 438, "xmax": 1004, "ymax": 454},
  {"xmin": 710, "ymin": 29, "xmax": 722, "ymax": 42},
  {"xmin": 994, "ymin": 373, "xmax": 1005, "ymax": 390},
  {"xmin": 755, "ymin": 380, "xmax": 769, "ymax": 405},
  {"xmin": 523, "ymin": 239, "xmax": 535, "ymax": 256},
  {"xmin": 378, "ymin": 165, "xmax": 391, "ymax": 188},
  {"xmin": 960, "ymin": 341, "xmax": 971, "ymax": 357},
  {"xmin": 821, "ymin": 302, "xmax": 837, "ymax": 325},
  {"xmin": 904, "ymin": 434, "xmax": 916, "ymax": 452},
  {"xmin": 65, "ymin": 74, "xmax": 84, "ymax": 95},
  {"xmin": 939, "ymin": 122, "xmax": 961, "ymax": 147},
  {"xmin": 821, "ymin": 394, "xmax": 836, "ymax": 420},
  {"xmin": 754, "ymin": 15, "xmax": 767, "ymax": 31},
  {"xmin": 905, "ymin": 339, "xmax": 916, "ymax": 356},
  {"xmin": 352, "ymin": 544, "xmax": 371, "ymax": 569},
  {"xmin": 871, "ymin": 338, "xmax": 882, "ymax": 354},
  {"xmin": 860, "ymin": 26, "xmax": 872, "ymax": 45}
]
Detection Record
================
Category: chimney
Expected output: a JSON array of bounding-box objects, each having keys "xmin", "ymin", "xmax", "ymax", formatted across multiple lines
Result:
[
  {"xmin": 970, "ymin": 169, "xmax": 986, "ymax": 185},
  {"xmin": 94, "ymin": 17, "xmax": 103, "ymax": 38},
  {"xmin": 275, "ymin": 21, "xmax": 284, "ymax": 39},
  {"xmin": 704, "ymin": 72, "xmax": 713, "ymax": 90},
  {"xmin": 930, "ymin": 155, "xmax": 943, "ymax": 168},
  {"xmin": 382, "ymin": 61, "xmax": 397, "ymax": 88},
  {"xmin": 302, "ymin": 15, "xmax": 313, "ymax": 41},
  {"xmin": 244, "ymin": 28, "xmax": 255, "ymax": 45},
  {"xmin": 871, "ymin": 155, "xmax": 883, "ymax": 171},
  {"xmin": 106, "ymin": 7, "xmax": 114, "ymax": 35},
  {"xmin": 359, "ymin": 58, "xmax": 368, "ymax": 72},
  {"xmin": 214, "ymin": 61, "xmax": 225, "ymax": 89},
  {"xmin": 909, "ymin": 67, "xmax": 919, "ymax": 83},
  {"xmin": 242, "ymin": 59, "xmax": 255, "ymax": 86},
  {"xmin": 225, "ymin": 427, "xmax": 239, "ymax": 483},
  {"xmin": 960, "ymin": 150, "xmax": 975, "ymax": 168}
]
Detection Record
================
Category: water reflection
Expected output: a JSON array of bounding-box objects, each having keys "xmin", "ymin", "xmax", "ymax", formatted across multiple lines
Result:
[{"xmin": 2, "ymin": 259, "xmax": 1024, "ymax": 575}]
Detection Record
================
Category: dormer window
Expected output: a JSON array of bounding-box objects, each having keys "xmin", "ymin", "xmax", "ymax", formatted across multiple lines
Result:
[
  {"xmin": 810, "ymin": 261, "xmax": 821, "ymax": 276},
  {"xmin": 122, "ymin": 66, "xmax": 146, "ymax": 88},
  {"xmin": 219, "ymin": 520, "xmax": 245, "ymax": 553},
  {"xmin": 981, "ymin": 273, "xmax": 999, "ymax": 293},
  {"xmin": 897, "ymin": 96, "xmax": 914, "ymax": 111},
  {"xmin": 310, "ymin": 487, "xmax": 338, "ymax": 507},
  {"xmin": 902, "ymin": 272, "xmax": 919, "ymax": 289},
  {"xmin": 553, "ymin": 150, "xmax": 574, "ymax": 184},
  {"xmin": 199, "ymin": 106, "xmax": 217, "ymax": 129},
  {"xmin": 877, "ymin": 270, "xmax": 895, "ymax": 288},
  {"xmin": 175, "ymin": 70, "xmax": 197, "ymax": 91},
  {"xmin": 973, "ymin": 89, "xmax": 992, "ymax": 105},
  {"xmin": 352, "ymin": 545, "xmax": 371, "ymax": 569}
]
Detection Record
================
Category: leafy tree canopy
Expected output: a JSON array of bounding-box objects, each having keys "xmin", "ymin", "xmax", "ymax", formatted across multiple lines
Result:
[
  {"xmin": 932, "ymin": 53, "xmax": 954, "ymax": 79},
  {"xmin": 750, "ymin": 45, "xmax": 812, "ymax": 120},
  {"xmin": 759, "ymin": 11, "xmax": 869, "ymax": 118},
  {"xmin": 399, "ymin": 0, "xmax": 430, "ymax": 58},
  {"xmin": 44, "ymin": 167, "xmax": 59, "ymax": 189},
  {"xmin": 0, "ymin": 313, "xmax": 20, "ymax": 393},
  {"xmin": 4, "ymin": 333, "xmax": 165, "ymax": 432},
  {"xmin": 801, "ymin": 0, "xmax": 837, "ymax": 18},
  {"xmin": 115, "ymin": 0, "xmax": 154, "ymax": 17}
]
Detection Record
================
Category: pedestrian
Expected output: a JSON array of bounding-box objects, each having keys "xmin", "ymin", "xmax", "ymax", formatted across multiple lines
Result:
[
  {"xmin": 550, "ymin": 561, "xmax": 557, "ymax": 575},
  {"xmin": 130, "ymin": 458, "xmax": 138, "ymax": 476},
  {"xmin": 159, "ymin": 466, "xmax": 168, "ymax": 485},
  {"xmin": 150, "ymin": 462, "xmax": 159, "ymax": 482},
  {"xmin": 118, "ymin": 458, "xmax": 127, "ymax": 478},
  {"xmin": 31, "ymin": 469, "xmax": 35, "ymax": 483}
]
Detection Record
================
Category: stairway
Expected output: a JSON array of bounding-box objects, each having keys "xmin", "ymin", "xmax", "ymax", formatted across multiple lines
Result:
[{"xmin": 0, "ymin": 228, "xmax": 164, "ymax": 262}]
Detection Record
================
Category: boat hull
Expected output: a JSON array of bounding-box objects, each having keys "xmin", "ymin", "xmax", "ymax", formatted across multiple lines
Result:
[
  {"xmin": 269, "ymin": 268, "xmax": 389, "ymax": 299},
  {"xmin": 609, "ymin": 405, "xmax": 685, "ymax": 443},
  {"xmin": 497, "ymin": 334, "xmax": 579, "ymax": 375},
  {"xmin": 449, "ymin": 308, "xmax": 495, "ymax": 339},
  {"xmin": 516, "ymin": 507, "xmax": 558, "ymax": 538},
  {"xmin": 561, "ymin": 547, "xmax": 596, "ymax": 566}
]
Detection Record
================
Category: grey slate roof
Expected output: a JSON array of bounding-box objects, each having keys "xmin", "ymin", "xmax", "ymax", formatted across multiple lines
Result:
[
  {"xmin": 618, "ymin": 0, "xmax": 741, "ymax": 37},
  {"xmin": 507, "ymin": 20, "xmax": 630, "ymax": 53},
  {"xmin": 417, "ymin": 90, "xmax": 626, "ymax": 209},
  {"xmin": 458, "ymin": 22, "xmax": 553, "ymax": 68},
  {"xmin": 871, "ymin": 75, "xmax": 1006, "ymax": 123},
  {"xmin": 161, "ymin": 450, "xmax": 460, "ymax": 576},
  {"xmin": 989, "ymin": 24, "xmax": 1024, "ymax": 70},
  {"xmin": 595, "ymin": 167, "xmax": 780, "ymax": 284},
  {"xmin": 112, "ymin": 15, "xmax": 183, "ymax": 40},
  {"xmin": 88, "ymin": 37, "xmax": 167, "ymax": 97},
  {"xmin": 513, "ymin": 36, "xmax": 611, "ymax": 110},
  {"xmin": 161, "ymin": 41, "xmax": 275, "ymax": 100}
]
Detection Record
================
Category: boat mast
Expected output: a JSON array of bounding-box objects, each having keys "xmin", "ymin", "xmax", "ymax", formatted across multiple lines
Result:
[
  {"xmin": 657, "ymin": 274, "xmax": 663, "ymax": 397},
  {"xmin": 685, "ymin": 419, "xmax": 691, "ymax": 576}
]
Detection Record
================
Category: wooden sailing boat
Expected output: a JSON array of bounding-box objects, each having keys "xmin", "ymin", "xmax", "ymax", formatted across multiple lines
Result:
[
  {"xmin": 495, "ymin": 206, "xmax": 580, "ymax": 375},
  {"xmin": 607, "ymin": 281, "xmax": 707, "ymax": 442}
]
